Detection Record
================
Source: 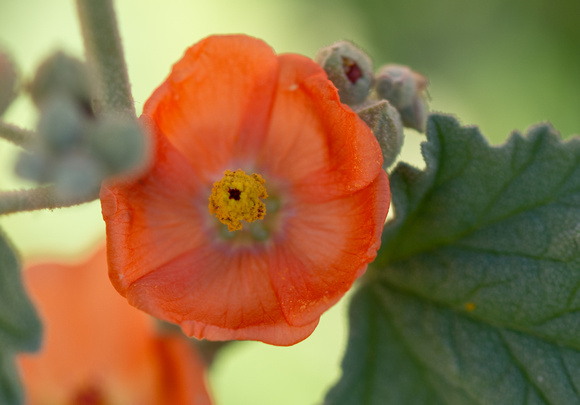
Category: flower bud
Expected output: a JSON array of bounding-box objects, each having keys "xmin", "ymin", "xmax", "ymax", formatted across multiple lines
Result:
[
  {"xmin": 37, "ymin": 95, "xmax": 86, "ymax": 153},
  {"xmin": 315, "ymin": 41, "xmax": 373, "ymax": 106},
  {"xmin": 0, "ymin": 48, "xmax": 18, "ymax": 117},
  {"xmin": 14, "ymin": 151, "xmax": 54, "ymax": 183},
  {"xmin": 89, "ymin": 116, "xmax": 149, "ymax": 176},
  {"xmin": 53, "ymin": 153, "xmax": 105, "ymax": 199},
  {"xmin": 29, "ymin": 51, "xmax": 93, "ymax": 114},
  {"xmin": 375, "ymin": 64, "xmax": 429, "ymax": 132},
  {"xmin": 356, "ymin": 100, "xmax": 404, "ymax": 169}
]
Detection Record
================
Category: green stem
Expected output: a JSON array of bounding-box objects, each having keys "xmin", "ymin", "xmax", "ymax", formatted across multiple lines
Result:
[
  {"xmin": 0, "ymin": 121, "xmax": 34, "ymax": 148},
  {"xmin": 0, "ymin": 186, "xmax": 98, "ymax": 216},
  {"xmin": 75, "ymin": 0, "xmax": 136, "ymax": 119},
  {"xmin": 155, "ymin": 320, "xmax": 234, "ymax": 367},
  {"xmin": 195, "ymin": 340, "xmax": 234, "ymax": 367}
]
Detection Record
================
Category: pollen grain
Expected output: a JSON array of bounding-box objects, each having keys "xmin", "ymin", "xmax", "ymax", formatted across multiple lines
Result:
[{"xmin": 209, "ymin": 169, "xmax": 268, "ymax": 231}]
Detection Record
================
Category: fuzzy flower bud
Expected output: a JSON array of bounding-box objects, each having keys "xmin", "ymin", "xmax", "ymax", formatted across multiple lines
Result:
[
  {"xmin": 375, "ymin": 64, "xmax": 429, "ymax": 132},
  {"xmin": 315, "ymin": 41, "xmax": 374, "ymax": 106},
  {"xmin": 89, "ymin": 116, "xmax": 149, "ymax": 176},
  {"xmin": 14, "ymin": 152, "xmax": 53, "ymax": 184},
  {"xmin": 29, "ymin": 51, "xmax": 92, "ymax": 113},
  {"xmin": 53, "ymin": 153, "xmax": 105, "ymax": 199},
  {"xmin": 0, "ymin": 48, "xmax": 18, "ymax": 117},
  {"xmin": 37, "ymin": 95, "xmax": 86, "ymax": 153},
  {"xmin": 356, "ymin": 100, "xmax": 404, "ymax": 169},
  {"xmin": 14, "ymin": 96, "xmax": 87, "ymax": 185}
]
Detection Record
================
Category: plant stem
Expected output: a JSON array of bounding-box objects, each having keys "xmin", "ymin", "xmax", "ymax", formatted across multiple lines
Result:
[
  {"xmin": 155, "ymin": 320, "xmax": 234, "ymax": 367},
  {"xmin": 75, "ymin": 0, "xmax": 136, "ymax": 119},
  {"xmin": 195, "ymin": 340, "xmax": 234, "ymax": 367},
  {"xmin": 0, "ymin": 186, "xmax": 99, "ymax": 216},
  {"xmin": 0, "ymin": 121, "xmax": 34, "ymax": 148}
]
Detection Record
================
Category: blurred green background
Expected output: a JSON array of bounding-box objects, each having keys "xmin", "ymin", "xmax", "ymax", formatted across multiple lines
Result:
[{"xmin": 0, "ymin": 0, "xmax": 579, "ymax": 404}]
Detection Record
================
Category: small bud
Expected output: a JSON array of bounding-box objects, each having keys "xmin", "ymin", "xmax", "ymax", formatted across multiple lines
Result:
[
  {"xmin": 0, "ymin": 48, "xmax": 19, "ymax": 117},
  {"xmin": 53, "ymin": 153, "xmax": 105, "ymax": 199},
  {"xmin": 14, "ymin": 151, "xmax": 54, "ymax": 183},
  {"xmin": 397, "ymin": 97, "xmax": 428, "ymax": 133},
  {"xmin": 29, "ymin": 51, "xmax": 92, "ymax": 114},
  {"xmin": 356, "ymin": 100, "xmax": 404, "ymax": 169},
  {"xmin": 37, "ymin": 95, "xmax": 86, "ymax": 153},
  {"xmin": 375, "ymin": 64, "xmax": 429, "ymax": 132},
  {"xmin": 315, "ymin": 41, "xmax": 373, "ymax": 106},
  {"xmin": 89, "ymin": 116, "xmax": 149, "ymax": 176}
]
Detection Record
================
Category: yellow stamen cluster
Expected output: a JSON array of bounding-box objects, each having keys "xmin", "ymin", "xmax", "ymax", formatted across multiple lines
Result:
[{"xmin": 208, "ymin": 169, "xmax": 268, "ymax": 232}]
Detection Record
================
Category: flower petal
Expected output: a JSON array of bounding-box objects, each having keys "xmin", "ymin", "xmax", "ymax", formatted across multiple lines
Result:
[
  {"xmin": 102, "ymin": 119, "xmax": 316, "ymax": 345},
  {"xmin": 125, "ymin": 244, "xmax": 318, "ymax": 346},
  {"xmin": 151, "ymin": 335, "xmax": 213, "ymax": 405},
  {"xmin": 101, "ymin": 117, "xmax": 212, "ymax": 295},
  {"xmin": 143, "ymin": 35, "xmax": 280, "ymax": 183},
  {"xmin": 18, "ymin": 247, "xmax": 213, "ymax": 404},
  {"xmin": 257, "ymin": 53, "xmax": 383, "ymax": 201},
  {"xmin": 269, "ymin": 170, "xmax": 390, "ymax": 326},
  {"xmin": 19, "ymin": 249, "xmax": 152, "ymax": 404}
]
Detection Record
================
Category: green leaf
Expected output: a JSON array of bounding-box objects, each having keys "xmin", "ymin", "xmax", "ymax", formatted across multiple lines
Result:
[
  {"xmin": 0, "ymin": 230, "xmax": 42, "ymax": 351},
  {"xmin": 327, "ymin": 284, "xmax": 580, "ymax": 405},
  {"xmin": 0, "ymin": 341, "xmax": 24, "ymax": 405},
  {"xmin": 326, "ymin": 114, "xmax": 580, "ymax": 404},
  {"xmin": 0, "ymin": 229, "xmax": 42, "ymax": 405}
]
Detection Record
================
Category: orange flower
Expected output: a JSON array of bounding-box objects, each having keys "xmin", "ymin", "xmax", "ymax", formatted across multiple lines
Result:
[
  {"xmin": 17, "ymin": 247, "xmax": 212, "ymax": 405},
  {"xmin": 100, "ymin": 35, "xmax": 390, "ymax": 346}
]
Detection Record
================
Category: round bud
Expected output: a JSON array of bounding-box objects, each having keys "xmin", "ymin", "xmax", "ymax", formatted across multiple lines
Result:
[
  {"xmin": 356, "ymin": 100, "xmax": 404, "ymax": 169},
  {"xmin": 37, "ymin": 95, "xmax": 86, "ymax": 153},
  {"xmin": 14, "ymin": 150, "xmax": 54, "ymax": 183},
  {"xmin": 89, "ymin": 116, "xmax": 149, "ymax": 176},
  {"xmin": 53, "ymin": 152, "xmax": 105, "ymax": 200},
  {"xmin": 0, "ymin": 48, "xmax": 19, "ymax": 117},
  {"xmin": 29, "ymin": 51, "xmax": 93, "ymax": 114},
  {"xmin": 397, "ymin": 95, "xmax": 428, "ymax": 133},
  {"xmin": 315, "ymin": 41, "xmax": 374, "ymax": 106},
  {"xmin": 375, "ymin": 64, "xmax": 429, "ymax": 132}
]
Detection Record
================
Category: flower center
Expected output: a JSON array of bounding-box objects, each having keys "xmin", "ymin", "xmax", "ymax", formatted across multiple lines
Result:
[
  {"xmin": 209, "ymin": 169, "xmax": 268, "ymax": 232},
  {"xmin": 70, "ymin": 384, "xmax": 106, "ymax": 405},
  {"xmin": 342, "ymin": 56, "xmax": 362, "ymax": 83}
]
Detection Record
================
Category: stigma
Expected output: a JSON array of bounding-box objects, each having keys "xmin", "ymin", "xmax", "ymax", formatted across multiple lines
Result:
[{"xmin": 208, "ymin": 169, "xmax": 268, "ymax": 231}]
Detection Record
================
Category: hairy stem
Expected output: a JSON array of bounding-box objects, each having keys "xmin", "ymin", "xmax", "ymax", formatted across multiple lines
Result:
[
  {"xmin": 75, "ymin": 0, "xmax": 136, "ymax": 119},
  {"xmin": 0, "ymin": 186, "xmax": 99, "ymax": 216},
  {"xmin": 0, "ymin": 121, "xmax": 34, "ymax": 148}
]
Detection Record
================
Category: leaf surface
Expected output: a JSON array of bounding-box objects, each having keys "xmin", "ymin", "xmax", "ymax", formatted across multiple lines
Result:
[
  {"xmin": 0, "ymin": 230, "xmax": 42, "ymax": 405},
  {"xmin": 326, "ymin": 115, "xmax": 580, "ymax": 404}
]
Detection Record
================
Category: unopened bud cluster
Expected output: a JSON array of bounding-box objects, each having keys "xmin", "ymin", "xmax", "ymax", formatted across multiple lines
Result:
[
  {"xmin": 15, "ymin": 51, "xmax": 148, "ymax": 199},
  {"xmin": 316, "ymin": 41, "xmax": 429, "ymax": 169}
]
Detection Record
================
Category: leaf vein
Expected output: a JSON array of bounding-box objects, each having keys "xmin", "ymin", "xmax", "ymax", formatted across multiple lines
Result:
[
  {"xmin": 557, "ymin": 350, "xmax": 580, "ymax": 399},
  {"xmin": 374, "ymin": 285, "xmax": 484, "ymax": 405},
  {"xmin": 497, "ymin": 331, "xmax": 550, "ymax": 405}
]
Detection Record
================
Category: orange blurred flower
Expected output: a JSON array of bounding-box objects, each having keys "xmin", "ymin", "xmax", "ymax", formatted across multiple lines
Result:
[
  {"xmin": 101, "ymin": 35, "xmax": 390, "ymax": 346},
  {"xmin": 17, "ymin": 247, "xmax": 212, "ymax": 405}
]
